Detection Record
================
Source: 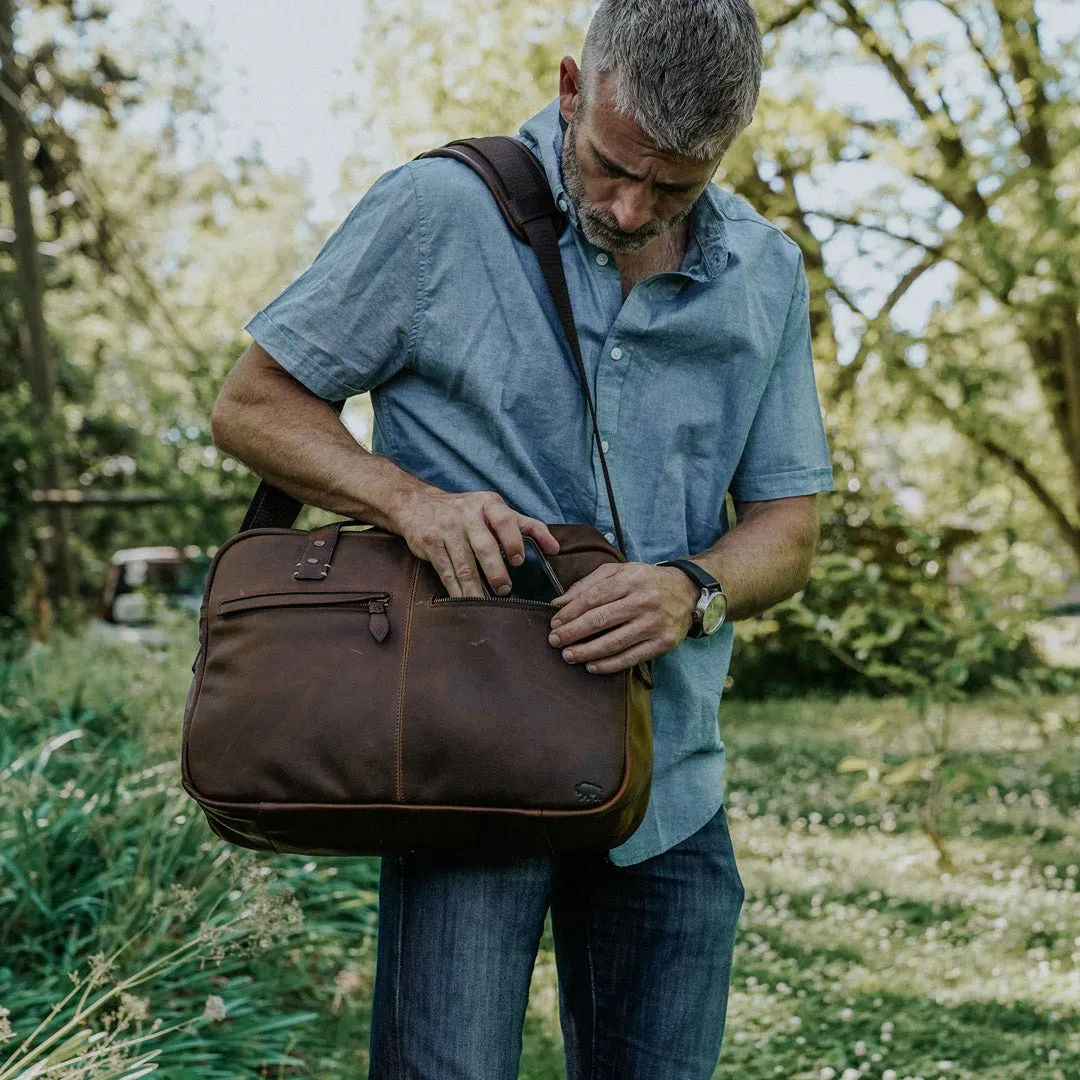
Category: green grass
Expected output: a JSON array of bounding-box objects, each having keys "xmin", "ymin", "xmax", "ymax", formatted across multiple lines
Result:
[{"xmin": 1, "ymin": 627, "xmax": 1078, "ymax": 1078}]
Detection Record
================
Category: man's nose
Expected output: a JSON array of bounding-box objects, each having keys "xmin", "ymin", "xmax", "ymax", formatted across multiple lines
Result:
[{"xmin": 607, "ymin": 184, "xmax": 653, "ymax": 234}]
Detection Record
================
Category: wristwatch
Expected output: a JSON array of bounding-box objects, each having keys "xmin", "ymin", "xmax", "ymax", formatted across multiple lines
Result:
[{"xmin": 657, "ymin": 559, "xmax": 728, "ymax": 638}]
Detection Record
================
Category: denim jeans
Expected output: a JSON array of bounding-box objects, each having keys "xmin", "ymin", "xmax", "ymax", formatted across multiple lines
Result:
[{"xmin": 368, "ymin": 804, "xmax": 745, "ymax": 1080}]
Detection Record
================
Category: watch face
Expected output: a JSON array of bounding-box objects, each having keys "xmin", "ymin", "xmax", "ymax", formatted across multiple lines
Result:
[{"xmin": 700, "ymin": 592, "xmax": 727, "ymax": 635}]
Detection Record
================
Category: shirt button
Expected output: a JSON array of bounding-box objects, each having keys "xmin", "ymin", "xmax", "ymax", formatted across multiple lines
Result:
[
  {"xmin": 604, "ymin": 531, "xmax": 616, "ymax": 544},
  {"xmin": 557, "ymin": 196, "xmax": 568, "ymax": 212},
  {"xmin": 600, "ymin": 439, "xmax": 610, "ymax": 452},
  {"xmin": 610, "ymin": 347, "xmax": 623, "ymax": 361},
  {"xmin": 595, "ymin": 252, "xmax": 609, "ymax": 266}
]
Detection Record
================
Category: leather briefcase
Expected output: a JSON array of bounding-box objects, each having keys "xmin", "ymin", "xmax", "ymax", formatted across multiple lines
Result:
[{"xmin": 180, "ymin": 137, "xmax": 654, "ymax": 858}]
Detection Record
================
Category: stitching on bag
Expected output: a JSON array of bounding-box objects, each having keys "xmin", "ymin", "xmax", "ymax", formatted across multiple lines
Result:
[{"xmin": 394, "ymin": 560, "xmax": 420, "ymax": 804}]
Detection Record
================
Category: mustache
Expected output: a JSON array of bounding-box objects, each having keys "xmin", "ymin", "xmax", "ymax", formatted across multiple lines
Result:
[{"xmin": 581, "ymin": 208, "xmax": 664, "ymax": 247}]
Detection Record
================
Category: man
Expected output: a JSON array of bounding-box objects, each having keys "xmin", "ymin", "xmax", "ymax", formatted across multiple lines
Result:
[{"xmin": 211, "ymin": 0, "xmax": 834, "ymax": 1075}]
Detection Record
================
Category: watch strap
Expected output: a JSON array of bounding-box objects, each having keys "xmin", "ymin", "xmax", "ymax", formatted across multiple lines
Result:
[{"xmin": 658, "ymin": 559, "xmax": 719, "ymax": 592}]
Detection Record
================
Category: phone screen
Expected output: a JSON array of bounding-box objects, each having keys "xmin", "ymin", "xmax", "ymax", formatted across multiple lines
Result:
[{"xmin": 484, "ymin": 537, "xmax": 564, "ymax": 603}]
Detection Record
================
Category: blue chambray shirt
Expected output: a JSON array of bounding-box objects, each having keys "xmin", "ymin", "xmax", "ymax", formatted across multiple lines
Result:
[{"xmin": 244, "ymin": 99, "xmax": 835, "ymax": 866}]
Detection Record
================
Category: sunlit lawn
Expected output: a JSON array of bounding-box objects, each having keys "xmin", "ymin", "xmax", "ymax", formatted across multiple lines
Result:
[{"xmin": 1, "ymin": 629, "xmax": 1077, "ymax": 1079}]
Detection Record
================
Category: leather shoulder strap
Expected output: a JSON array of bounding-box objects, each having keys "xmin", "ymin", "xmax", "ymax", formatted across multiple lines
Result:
[{"xmin": 417, "ymin": 136, "xmax": 627, "ymax": 554}]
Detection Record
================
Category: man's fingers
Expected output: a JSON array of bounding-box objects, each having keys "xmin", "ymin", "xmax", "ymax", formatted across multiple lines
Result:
[
  {"xmin": 442, "ymin": 533, "xmax": 485, "ymax": 598},
  {"xmin": 548, "ymin": 595, "xmax": 637, "ymax": 647},
  {"xmin": 484, "ymin": 504, "xmax": 526, "ymax": 570},
  {"xmin": 428, "ymin": 541, "xmax": 463, "ymax": 598},
  {"xmin": 467, "ymin": 522, "xmax": 512, "ymax": 596},
  {"xmin": 555, "ymin": 618, "xmax": 653, "ymax": 667},
  {"xmin": 574, "ymin": 639, "xmax": 659, "ymax": 676},
  {"xmin": 550, "ymin": 564, "xmax": 627, "ymax": 622},
  {"xmin": 518, "ymin": 516, "xmax": 560, "ymax": 556}
]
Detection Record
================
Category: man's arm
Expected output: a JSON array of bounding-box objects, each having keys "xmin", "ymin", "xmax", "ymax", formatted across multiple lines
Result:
[
  {"xmin": 547, "ymin": 494, "xmax": 820, "ymax": 675},
  {"xmin": 689, "ymin": 495, "xmax": 820, "ymax": 621},
  {"xmin": 211, "ymin": 341, "xmax": 559, "ymax": 597}
]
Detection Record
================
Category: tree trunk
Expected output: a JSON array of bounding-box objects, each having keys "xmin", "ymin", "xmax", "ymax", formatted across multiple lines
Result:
[{"xmin": 0, "ymin": 0, "xmax": 76, "ymax": 613}]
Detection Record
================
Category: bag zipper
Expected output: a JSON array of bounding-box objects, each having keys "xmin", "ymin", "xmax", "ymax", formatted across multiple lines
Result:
[
  {"xmin": 217, "ymin": 592, "xmax": 392, "ymax": 643},
  {"xmin": 431, "ymin": 595, "xmax": 557, "ymax": 609}
]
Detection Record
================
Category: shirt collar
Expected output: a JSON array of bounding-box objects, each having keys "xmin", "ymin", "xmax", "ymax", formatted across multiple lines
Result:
[{"xmin": 517, "ymin": 97, "xmax": 731, "ymax": 282}]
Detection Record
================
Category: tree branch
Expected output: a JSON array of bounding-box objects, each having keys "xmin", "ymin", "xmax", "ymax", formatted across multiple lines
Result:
[
  {"xmin": 762, "ymin": 0, "xmax": 818, "ymax": 34},
  {"xmin": 992, "ymin": 0, "xmax": 1053, "ymax": 170},
  {"xmin": 830, "ymin": 0, "xmax": 990, "ymax": 220},
  {"xmin": 807, "ymin": 210, "xmax": 1002, "ymax": 299},
  {"xmin": 915, "ymin": 382, "xmax": 1080, "ymax": 558},
  {"xmin": 834, "ymin": 249, "xmax": 940, "ymax": 396},
  {"xmin": 924, "ymin": 0, "xmax": 1025, "ymax": 136}
]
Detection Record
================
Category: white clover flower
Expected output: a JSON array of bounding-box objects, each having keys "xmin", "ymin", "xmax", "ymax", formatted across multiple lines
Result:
[
  {"xmin": 118, "ymin": 993, "xmax": 149, "ymax": 1025},
  {"xmin": 203, "ymin": 995, "xmax": 227, "ymax": 1022},
  {"xmin": 820, "ymin": 1068, "xmax": 836, "ymax": 1080},
  {"xmin": 882, "ymin": 1071, "xmax": 898, "ymax": 1080},
  {"xmin": 87, "ymin": 951, "xmax": 115, "ymax": 988},
  {"xmin": 0, "ymin": 1005, "xmax": 13, "ymax": 1045}
]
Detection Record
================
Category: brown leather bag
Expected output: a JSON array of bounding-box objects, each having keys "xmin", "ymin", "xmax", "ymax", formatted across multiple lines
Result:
[{"xmin": 181, "ymin": 137, "xmax": 653, "ymax": 858}]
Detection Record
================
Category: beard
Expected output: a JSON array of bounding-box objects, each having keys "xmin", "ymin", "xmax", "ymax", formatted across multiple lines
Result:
[{"xmin": 560, "ymin": 112, "xmax": 696, "ymax": 255}]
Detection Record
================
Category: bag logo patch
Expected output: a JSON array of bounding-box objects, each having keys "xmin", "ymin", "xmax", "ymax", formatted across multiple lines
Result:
[{"xmin": 574, "ymin": 781, "xmax": 604, "ymax": 805}]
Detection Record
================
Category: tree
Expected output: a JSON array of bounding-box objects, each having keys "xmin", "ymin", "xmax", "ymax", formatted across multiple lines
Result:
[
  {"xmin": 0, "ymin": 0, "xmax": 318, "ymax": 621},
  {"xmin": 745, "ymin": 0, "xmax": 1080, "ymax": 568}
]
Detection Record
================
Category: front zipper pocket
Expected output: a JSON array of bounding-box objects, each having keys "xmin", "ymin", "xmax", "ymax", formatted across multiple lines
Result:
[
  {"xmin": 217, "ymin": 591, "xmax": 392, "ymax": 642},
  {"xmin": 430, "ymin": 595, "xmax": 557, "ymax": 610}
]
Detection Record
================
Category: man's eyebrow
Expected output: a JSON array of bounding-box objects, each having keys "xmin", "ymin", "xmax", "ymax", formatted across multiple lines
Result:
[{"xmin": 589, "ymin": 141, "xmax": 698, "ymax": 193}]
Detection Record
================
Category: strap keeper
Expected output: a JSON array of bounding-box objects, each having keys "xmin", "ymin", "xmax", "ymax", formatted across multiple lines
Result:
[{"xmin": 293, "ymin": 523, "xmax": 343, "ymax": 580}]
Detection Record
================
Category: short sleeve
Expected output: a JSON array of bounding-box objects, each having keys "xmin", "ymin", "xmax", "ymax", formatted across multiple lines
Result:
[
  {"xmin": 729, "ymin": 254, "xmax": 835, "ymax": 502},
  {"xmin": 243, "ymin": 163, "xmax": 422, "ymax": 401}
]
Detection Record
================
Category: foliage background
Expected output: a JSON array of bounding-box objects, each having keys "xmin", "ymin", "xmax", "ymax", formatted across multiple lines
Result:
[
  {"xmin": 3, "ymin": 0, "xmax": 1078, "ymax": 700},
  {"xmin": 1, "ymin": 0, "xmax": 1079, "ymax": 1077}
]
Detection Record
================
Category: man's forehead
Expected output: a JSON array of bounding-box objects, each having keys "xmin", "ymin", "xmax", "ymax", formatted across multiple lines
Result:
[{"xmin": 584, "ymin": 72, "xmax": 716, "ymax": 182}]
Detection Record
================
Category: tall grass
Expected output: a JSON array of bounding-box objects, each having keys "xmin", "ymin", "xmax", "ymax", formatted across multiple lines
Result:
[
  {"xmin": 2, "ymin": 628, "xmax": 1078, "ymax": 1078},
  {"xmin": 0, "ymin": 629, "xmax": 376, "ymax": 1077}
]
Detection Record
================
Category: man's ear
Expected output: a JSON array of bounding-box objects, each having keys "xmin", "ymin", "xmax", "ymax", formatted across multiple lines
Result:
[{"xmin": 558, "ymin": 56, "xmax": 583, "ymax": 126}]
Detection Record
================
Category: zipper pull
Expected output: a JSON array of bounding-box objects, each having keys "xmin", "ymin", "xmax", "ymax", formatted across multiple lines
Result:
[{"xmin": 367, "ymin": 598, "xmax": 390, "ymax": 643}]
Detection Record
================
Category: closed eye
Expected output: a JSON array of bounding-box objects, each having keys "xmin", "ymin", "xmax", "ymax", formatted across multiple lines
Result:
[
  {"xmin": 591, "ymin": 144, "xmax": 697, "ymax": 196},
  {"xmin": 597, "ymin": 158, "xmax": 624, "ymax": 180}
]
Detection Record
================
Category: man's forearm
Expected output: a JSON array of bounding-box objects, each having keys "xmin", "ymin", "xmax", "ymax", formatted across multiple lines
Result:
[
  {"xmin": 687, "ymin": 497, "xmax": 819, "ymax": 621},
  {"xmin": 211, "ymin": 351, "xmax": 432, "ymax": 531}
]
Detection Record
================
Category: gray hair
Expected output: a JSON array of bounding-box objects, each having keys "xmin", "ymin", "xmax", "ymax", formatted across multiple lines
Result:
[{"xmin": 579, "ymin": 0, "xmax": 763, "ymax": 161}]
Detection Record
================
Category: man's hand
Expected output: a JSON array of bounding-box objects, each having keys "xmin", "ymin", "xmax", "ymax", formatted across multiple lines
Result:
[
  {"xmin": 393, "ymin": 488, "xmax": 560, "ymax": 598},
  {"xmin": 547, "ymin": 563, "xmax": 700, "ymax": 675}
]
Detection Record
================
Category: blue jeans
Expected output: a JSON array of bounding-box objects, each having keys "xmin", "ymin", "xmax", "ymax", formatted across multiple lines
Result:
[{"xmin": 368, "ymin": 805, "xmax": 745, "ymax": 1079}]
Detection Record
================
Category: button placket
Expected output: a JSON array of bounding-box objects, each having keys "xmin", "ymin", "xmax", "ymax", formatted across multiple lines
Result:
[{"xmin": 591, "ymin": 317, "xmax": 635, "ymax": 540}]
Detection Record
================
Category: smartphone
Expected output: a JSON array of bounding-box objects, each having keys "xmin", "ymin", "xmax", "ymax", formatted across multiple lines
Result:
[{"xmin": 483, "ymin": 536, "xmax": 564, "ymax": 603}]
